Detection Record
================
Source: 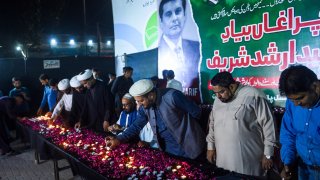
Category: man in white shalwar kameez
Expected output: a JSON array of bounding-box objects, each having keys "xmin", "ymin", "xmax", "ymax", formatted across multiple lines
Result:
[{"xmin": 206, "ymin": 72, "xmax": 277, "ymax": 177}]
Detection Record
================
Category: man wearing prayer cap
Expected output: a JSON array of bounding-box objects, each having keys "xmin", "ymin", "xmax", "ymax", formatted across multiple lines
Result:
[
  {"xmin": 106, "ymin": 79, "xmax": 206, "ymax": 159},
  {"xmin": 108, "ymin": 93, "xmax": 137, "ymax": 134},
  {"xmin": 50, "ymin": 79, "xmax": 74, "ymax": 127},
  {"xmin": 69, "ymin": 76, "xmax": 85, "ymax": 128},
  {"xmin": 75, "ymin": 69, "xmax": 114, "ymax": 133}
]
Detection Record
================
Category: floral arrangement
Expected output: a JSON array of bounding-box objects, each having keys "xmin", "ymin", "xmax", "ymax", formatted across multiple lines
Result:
[{"xmin": 21, "ymin": 117, "xmax": 215, "ymax": 179}]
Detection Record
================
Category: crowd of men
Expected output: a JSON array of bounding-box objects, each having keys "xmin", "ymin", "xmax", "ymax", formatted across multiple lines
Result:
[{"xmin": 0, "ymin": 64, "xmax": 319, "ymax": 179}]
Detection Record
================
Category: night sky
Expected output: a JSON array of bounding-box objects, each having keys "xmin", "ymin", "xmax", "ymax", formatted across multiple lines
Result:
[{"xmin": 0, "ymin": 0, "xmax": 113, "ymax": 55}]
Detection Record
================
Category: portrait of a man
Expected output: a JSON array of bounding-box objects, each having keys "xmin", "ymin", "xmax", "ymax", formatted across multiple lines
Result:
[{"xmin": 158, "ymin": 0, "xmax": 200, "ymax": 102}]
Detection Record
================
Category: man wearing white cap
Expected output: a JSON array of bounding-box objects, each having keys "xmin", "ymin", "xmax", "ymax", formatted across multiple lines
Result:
[
  {"xmin": 106, "ymin": 79, "xmax": 206, "ymax": 159},
  {"xmin": 108, "ymin": 93, "xmax": 137, "ymax": 134},
  {"xmin": 76, "ymin": 69, "xmax": 114, "ymax": 133},
  {"xmin": 50, "ymin": 79, "xmax": 73, "ymax": 127},
  {"xmin": 69, "ymin": 75, "xmax": 86, "ymax": 127}
]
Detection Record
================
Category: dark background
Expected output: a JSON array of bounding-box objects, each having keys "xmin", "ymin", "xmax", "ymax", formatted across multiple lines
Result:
[{"xmin": 0, "ymin": 56, "xmax": 115, "ymax": 114}]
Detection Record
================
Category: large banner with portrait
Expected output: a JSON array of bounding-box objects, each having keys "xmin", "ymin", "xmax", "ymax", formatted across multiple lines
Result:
[
  {"xmin": 112, "ymin": 0, "xmax": 320, "ymax": 106},
  {"xmin": 191, "ymin": 0, "xmax": 320, "ymax": 105},
  {"xmin": 157, "ymin": 0, "xmax": 201, "ymax": 103}
]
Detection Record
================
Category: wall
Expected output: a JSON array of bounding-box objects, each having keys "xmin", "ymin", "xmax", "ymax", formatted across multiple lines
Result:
[{"xmin": 0, "ymin": 56, "xmax": 115, "ymax": 115}]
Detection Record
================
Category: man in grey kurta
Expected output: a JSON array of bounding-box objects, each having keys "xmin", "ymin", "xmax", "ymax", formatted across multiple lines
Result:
[{"xmin": 206, "ymin": 72, "xmax": 277, "ymax": 177}]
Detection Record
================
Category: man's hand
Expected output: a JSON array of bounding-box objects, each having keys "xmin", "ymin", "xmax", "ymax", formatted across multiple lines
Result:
[
  {"xmin": 37, "ymin": 108, "xmax": 43, "ymax": 116},
  {"xmin": 105, "ymin": 136, "xmax": 120, "ymax": 149},
  {"xmin": 103, "ymin": 121, "xmax": 110, "ymax": 132},
  {"xmin": 262, "ymin": 155, "xmax": 273, "ymax": 170},
  {"xmin": 74, "ymin": 122, "xmax": 81, "ymax": 129},
  {"xmin": 45, "ymin": 111, "xmax": 52, "ymax": 117},
  {"xmin": 137, "ymin": 141, "xmax": 150, "ymax": 148},
  {"xmin": 280, "ymin": 165, "xmax": 293, "ymax": 180},
  {"xmin": 207, "ymin": 149, "xmax": 216, "ymax": 164}
]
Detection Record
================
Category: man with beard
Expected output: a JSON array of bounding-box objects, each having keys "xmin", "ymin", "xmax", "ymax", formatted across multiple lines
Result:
[
  {"xmin": 70, "ymin": 75, "xmax": 86, "ymax": 128},
  {"xmin": 106, "ymin": 79, "xmax": 205, "ymax": 159},
  {"xmin": 75, "ymin": 69, "xmax": 114, "ymax": 133},
  {"xmin": 37, "ymin": 74, "xmax": 58, "ymax": 115},
  {"xmin": 206, "ymin": 72, "xmax": 277, "ymax": 177},
  {"xmin": 108, "ymin": 93, "xmax": 137, "ymax": 134},
  {"xmin": 50, "ymin": 79, "xmax": 73, "ymax": 127}
]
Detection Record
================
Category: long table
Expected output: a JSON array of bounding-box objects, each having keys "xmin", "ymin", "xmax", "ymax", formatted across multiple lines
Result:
[
  {"xmin": 17, "ymin": 120, "xmax": 107, "ymax": 180},
  {"xmin": 17, "ymin": 118, "xmax": 218, "ymax": 180}
]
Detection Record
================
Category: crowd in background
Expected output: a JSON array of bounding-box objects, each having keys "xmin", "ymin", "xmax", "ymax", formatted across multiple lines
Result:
[{"xmin": 1, "ymin": 64, "xmax": 319, "ymax": 179}]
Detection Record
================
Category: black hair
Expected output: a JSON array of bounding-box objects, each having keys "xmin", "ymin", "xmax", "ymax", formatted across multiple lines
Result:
[
  {"xmin": 49, "ymin": 78, "xmax": 58, "ymax": 86},
  {"xmin": 162, "ymin": 69, "xmax": 169, "ymax": 79},
  {"xmin": 39, "ymin": 74, "xmax": 49, "ymax": 81},
  {"xmin": 279, "ymin": 65, "xmax": 318, "ymax": 96},
  {"xmin": 123, "ymin": 66, "xmax": 133, "ymax": 72},
  {"xmin": 167, "ymin": 70, "xmax": 175, "ymax": 79},
  {"xmin": 150, "ymin": 76, "xmax": 159, "ymax": 81},
  {"xmin": 159, "ymin": 0, "xmax": 186, "ymax": 20},
  {"xmin": 12, "ymin": 77, "xmax": 21, "ymax": 82},
  {"xmin": 211, "ymin": 71, "xmax": 236, "ymax": 88}
]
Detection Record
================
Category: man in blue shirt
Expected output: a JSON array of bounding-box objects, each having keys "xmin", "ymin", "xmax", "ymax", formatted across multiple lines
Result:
[
  {"xmin": 106, "ymin": 79, "xmax": 205, "ymax": 159},
  {"xmin": 37, "ymin": 74, "xmax": 58, "ymax": 116},
  {"xmin": 108, "ymin": 93, "xmax": 137, "ymax": 134},
  {"xmin": 279, "ymin": 65, "xmax": 320, "ymax": 179}
]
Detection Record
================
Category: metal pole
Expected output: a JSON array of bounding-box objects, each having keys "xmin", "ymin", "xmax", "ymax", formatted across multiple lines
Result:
[{"xmin": 83, "ymin": 0, "xmax": 87, "ymax": 56}]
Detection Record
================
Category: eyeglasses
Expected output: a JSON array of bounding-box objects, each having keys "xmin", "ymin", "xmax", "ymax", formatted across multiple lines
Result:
[{"xmin": 122, "ymin": 103, "xmax": 130, "ymax": 107}]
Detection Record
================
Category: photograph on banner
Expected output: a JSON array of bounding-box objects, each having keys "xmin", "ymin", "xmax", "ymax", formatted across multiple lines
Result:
[
  {"xmin": 158, "ymin": 0, "xmax": 201, "ymax": 103},
  {"xmin": 191, "ymin": 0, "xmax": 320, "ymax": 105}
]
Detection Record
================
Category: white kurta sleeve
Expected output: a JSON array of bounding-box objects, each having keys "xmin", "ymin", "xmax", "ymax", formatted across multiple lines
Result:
[{"xmin": 206, "ymin": 107, "xmax": 216, "ymax": 150}]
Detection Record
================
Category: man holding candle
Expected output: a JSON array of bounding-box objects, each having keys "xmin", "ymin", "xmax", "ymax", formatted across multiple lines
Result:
[
  {"xmin": 75, "ymin": 69, "xmax": 114, "ymax": 133},
  {"xmin": 206, "ymin": 72, "xmax": 277, "ymax": 177},
  {"xmin": 106, "ymin": 79, "xmax": 205, "ymax": 159},
  {"xmin": 279, "ymin": 65, "xmax": 320, "ymax": 179}
]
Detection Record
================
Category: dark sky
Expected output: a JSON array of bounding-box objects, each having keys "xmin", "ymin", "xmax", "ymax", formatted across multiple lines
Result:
[{"xmin": 0, "ymin": 0, "xmax": 113, "ymax": 50}]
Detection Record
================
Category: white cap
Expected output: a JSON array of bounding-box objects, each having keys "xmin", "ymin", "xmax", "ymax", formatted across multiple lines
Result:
[
  {"xmin": 129, "ymin": 79, "xmax": 154, "ymax": 96},
  {"xmin": 58, "ymin": 79, "xmax": 70, "ymax": 91},
  {"xmin": 70, "ymin": 75, "xmax": 81, "ymax": 88},
  {"xmin": 123, "ymin": 93, "xmax": 134, "ymax": 100},
  {"xmin": 77, "ymin": 69, "xmax": 93, "ymax": 81}
]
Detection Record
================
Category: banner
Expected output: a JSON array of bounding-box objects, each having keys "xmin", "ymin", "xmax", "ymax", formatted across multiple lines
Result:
[
  {"xmin": 157, "ymin": 0, "xmax": 201, "ymax": 103},
  {"xmin": 112, "ymin": 0, "xmax": 158, "ymax": 56},
  {"xmin": 191, "ymin": 0, "xmax": 320, "ymax": 105}
]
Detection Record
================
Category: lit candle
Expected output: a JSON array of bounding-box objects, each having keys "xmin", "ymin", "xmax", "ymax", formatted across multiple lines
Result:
[
  {"xmin": 172, "ymin": 169, "xmax": 177, "ymax": 173},
  {"xmin": 176, "ymin": 165, "xmax": 181, "ymax": 169},
  {"xmin": 181, "ymin": 175, "xmax": 187, "ymax": 179},
  {"xmin": 139, "ymin": 165, "xmax": 144, "ymax": 169}
]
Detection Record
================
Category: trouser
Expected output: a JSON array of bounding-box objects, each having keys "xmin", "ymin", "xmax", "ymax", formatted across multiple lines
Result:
[
  {"xmin": 298, "ymin": 158, "xmax": 320, "ymax": 180},
  {"xmin": 0, "ymin": 115, "xmax": 11, "ymax": 153}
]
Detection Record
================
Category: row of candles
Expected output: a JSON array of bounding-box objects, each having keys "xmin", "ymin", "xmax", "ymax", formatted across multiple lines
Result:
[{"xmin": 22, "ymin": 116, "xmax": 213, "ymax": 179}]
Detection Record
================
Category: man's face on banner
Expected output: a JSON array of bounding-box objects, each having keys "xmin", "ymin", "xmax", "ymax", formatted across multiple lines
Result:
[{"xmin": 160, "ymin": 0, "xmax": 186, "ymax": 39}]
